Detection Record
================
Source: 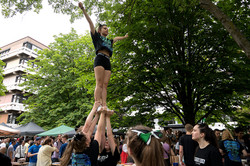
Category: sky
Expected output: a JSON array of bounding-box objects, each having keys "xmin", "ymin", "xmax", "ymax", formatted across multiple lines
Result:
[{"xmin": 0, "ymin": 2, "xmax": 96, "ymax": 47}]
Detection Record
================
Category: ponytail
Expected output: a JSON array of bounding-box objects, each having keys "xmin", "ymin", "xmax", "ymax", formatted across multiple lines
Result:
[
  {"xmin": 198, "ymin": 123, "xmax": 218, "ymax": 148},
  {"xmin": 127, "ymin": 125, "xmax": 165, "ymax": 166},
  {"xmin": 60, "ymin": 132, "xmax": 88, "ymax": 166},
  {"xmin": 60, "ymin": 140, "xmax": 74, "ymax": 166}
]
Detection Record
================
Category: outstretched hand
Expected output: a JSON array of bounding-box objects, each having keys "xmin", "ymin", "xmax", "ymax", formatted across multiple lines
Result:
[{"xmin": 78, "ymin": 2, "xmax": 84, "ymax": 9}]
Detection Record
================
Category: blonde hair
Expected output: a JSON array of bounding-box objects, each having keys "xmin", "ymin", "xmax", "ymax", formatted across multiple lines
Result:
[
  {"xmin": 126, "ymin": 125, "xmax": 165, "ymax": 166},
  {"xmin": 221, "ymin": 129, "xmax": 234, "ymax": 141},
  {"xmin": 185, "ymin": 124, "xmax": 193, "ymax": 132}
]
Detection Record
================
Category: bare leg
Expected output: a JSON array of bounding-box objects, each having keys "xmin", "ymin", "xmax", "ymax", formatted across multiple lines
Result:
[
  {"xmin": 94, "ymin": 66, "xmax": 105, "ymax": 105},
  {"xmin": 101, "ymin": 70, "xmax": 111, "ymax": 109}
]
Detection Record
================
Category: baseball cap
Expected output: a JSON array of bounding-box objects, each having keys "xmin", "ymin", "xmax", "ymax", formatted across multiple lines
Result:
[{"xmin": 35, "ymin": 137, "xmax": 41, "ymax": 141}]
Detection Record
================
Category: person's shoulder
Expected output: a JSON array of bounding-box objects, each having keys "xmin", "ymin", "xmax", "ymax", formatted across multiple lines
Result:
[
  {"xmin": 179, "ymin": 135, "xmax": 184, "ymax": 140},
  {"xmin": 62, "ymin": 143, "xmax": 68, "ymax": 147},
  {"xmin": 206, "ymin": 144, "xmax": 219, "ymax": 152},
  {"xmin": 92, "ymin": 140, "xmax": 99, "ymax": 146},
  {"xmin": 163, "ymin": 142, "xmax": 170, "ymax": 147},
  {"xmin": 91, "ymin": 30, "xmax": 99, "ymax": 36},
  {"xmin": 180, "ymin": 134, "xmax": 189, "ymax": 142}
]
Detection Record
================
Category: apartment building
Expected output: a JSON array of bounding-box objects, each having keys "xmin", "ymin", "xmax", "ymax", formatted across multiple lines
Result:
[{"xmin": 0, "ymin": 37, "xmax": 49, "ymax": 127}]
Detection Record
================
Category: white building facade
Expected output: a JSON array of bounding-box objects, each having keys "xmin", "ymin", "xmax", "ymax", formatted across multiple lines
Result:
[{"xmin": 0, "ymin": 37, "xmax": 48, "ymax": 126}]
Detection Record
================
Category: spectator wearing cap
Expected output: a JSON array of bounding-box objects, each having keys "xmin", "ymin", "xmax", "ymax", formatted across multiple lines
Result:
[
  {"xmin": 28, "ymin": 137, "xmax": 42, "ymax": 166},
  {"xmin": 7, "ymin": 138, "xmax": 17, "ymax": 162}
]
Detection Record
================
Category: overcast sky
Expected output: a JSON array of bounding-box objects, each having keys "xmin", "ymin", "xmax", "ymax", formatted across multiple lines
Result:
[{"xmin": 0, "ymin": 3, "xmax": 96, "ymax": 47}]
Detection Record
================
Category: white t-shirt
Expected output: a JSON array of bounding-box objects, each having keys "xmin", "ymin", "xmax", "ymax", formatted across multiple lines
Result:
[
  {"xmin": 37, "ymin": 145, "xmax": 56, "ymax": 166},
  {"xmin": 0, "ymin": 142, "xmax": 6, "ymax": 148},
  {"xmin": 122, "ymin": 144, "xmax": 128, "ymax": 153},
  {"xmin": 15, "ymin": 145, "xmax": 26, "ymax": 158}
]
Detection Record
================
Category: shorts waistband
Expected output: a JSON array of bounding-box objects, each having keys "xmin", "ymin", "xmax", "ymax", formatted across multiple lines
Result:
[{"xmin": 97, "ymin": 53, "xmax": 110, "ymax": 59}]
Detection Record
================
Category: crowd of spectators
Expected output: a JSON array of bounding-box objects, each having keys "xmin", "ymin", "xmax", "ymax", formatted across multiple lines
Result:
[{"xmin": 0, "ymin": 122, "xmax": 249, "ymax": 166}]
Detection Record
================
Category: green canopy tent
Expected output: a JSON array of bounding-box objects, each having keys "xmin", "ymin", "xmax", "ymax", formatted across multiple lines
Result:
[{"xmin": 37, "ymin": 125, "xmax": 75, "ymax": 137}]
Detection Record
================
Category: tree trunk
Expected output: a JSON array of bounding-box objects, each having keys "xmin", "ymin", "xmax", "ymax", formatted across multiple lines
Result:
[
  {"xmin": 199, "ymin": 0, "xmax": 250, "ymax": 58},
  {"xmin": 183, "ymin": 111, "xmax": 196, "ymax": 126}
]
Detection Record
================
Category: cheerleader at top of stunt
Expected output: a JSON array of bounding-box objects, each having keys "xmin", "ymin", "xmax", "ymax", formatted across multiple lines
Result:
[{"xmin": 79, "ymin": 2, "xmax": 128, "ymax": 111}]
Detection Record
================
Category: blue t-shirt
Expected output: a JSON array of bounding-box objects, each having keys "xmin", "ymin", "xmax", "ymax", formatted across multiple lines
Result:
[
  {"xmin": 91, "ymin": 31, "xmax": 113, "ymax": 57},
  {"xmin": 220, "ymin": 140, "xmax": 244, "ymax": 163},
  {"xmin": 13, "ymin": 142, "xmax": 19, "ymax": 151},
  {"xmin": 71, "ymin": 153, "xmax": 91, "ymax": 166},
  {"xmin": 28, "ymin": 144, "xmax": 41, "ymax": 163},
  {"xmin": 59, "ymin": 143, "xmax": 68, "ymax": 158}
]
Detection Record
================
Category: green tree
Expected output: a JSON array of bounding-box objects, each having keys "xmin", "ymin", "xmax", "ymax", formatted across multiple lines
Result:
[
  {"xmin": 7, "ymin": 0, "xmax": 249, "ymax": 128},
  {"xmin": 1, "ymin": 0, "xmax": 249, "ymax": 58},
  {"xmin": 103, "ymin": 0, "xmax": 249, "ymax": 126},
  {"xmin": 199, "ymin": 0, "xmax": 250, "ymax": 57},
  {"xmin": 18, "ymin": 29, "xmax": 96, "ymax": 129}
]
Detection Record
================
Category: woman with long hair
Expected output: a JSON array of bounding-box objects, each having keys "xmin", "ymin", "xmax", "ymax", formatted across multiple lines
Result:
[
  {"xmin": 37, "ymin": 138, "xmax": 58, "ymax": 166},
  {"xmin": 79, "ymin": 2, "xmax": 128, "ymax": 111},
  {"xmin": 219, "ymin": 129, "xmax": 247, "ymax": 166},
  {"xmin": 192, "ymin": 123, "xmax": 223, "ymax": 166},
  {"xmin": 60, "ymin": 102, "xmax": 105, "ymax": 166},
  {"xmin": 126, "ymin": 125, "xmax": 165, "ymax": 166},
  {"xmin": 60, "ymin": 132, "xmax": 90, "ymax": 166}
]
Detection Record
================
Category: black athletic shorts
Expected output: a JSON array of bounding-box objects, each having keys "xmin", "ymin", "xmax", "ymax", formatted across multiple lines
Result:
[{"xmin": 94, "ymin": 53, "xmax": 111, "ymax": 71}]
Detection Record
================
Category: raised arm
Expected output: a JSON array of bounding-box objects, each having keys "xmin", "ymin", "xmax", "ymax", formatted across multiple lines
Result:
[
  {"xmin": 113, "ymin": 34, "xmax": 128, "ymax": 44},
  {"xmin": 78, "ymin": 2, "xmax": 95, "ymax": 34},
  {"xmin": 82, "ymin": 102, "xmax": 101, "ymax": 133},
  {"xmin": 106, "ymin": 110, "xmax": 116, "ymax": 155},
  {"xmin": 87, "ymin": 112, "xmax": 100, "ymax": 138},
  {"xmin": 94, "ymin": 109, "xmax": 106, "ymax": 147}
]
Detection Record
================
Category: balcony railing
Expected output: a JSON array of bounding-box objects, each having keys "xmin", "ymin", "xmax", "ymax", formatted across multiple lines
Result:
[
  {"xmin": 0, "ymin": 103, "xmax": 28, "ymax": 112},
  {"xmin": 3, "ymin": 64, "xmax": 28, "ymax": 75},
  {"xmin": 0, "ymin": 47, "xmax": 38, "ymax": 60},
  {"xmin": 5, "ymin": 83, "xmax": 25, "ymax": 91}
]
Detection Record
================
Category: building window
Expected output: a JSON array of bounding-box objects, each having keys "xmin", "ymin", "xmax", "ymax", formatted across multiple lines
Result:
[
  {"xmin": 19, "ymin": 58, "xmax": 29, "ymax": 65},
  {"xmin": 0, "ymin": 49, "xmax": 10, "ymax": 56},
  {"xmin": 11, "ymin": 94, "xmax": 27, "ymax": 103},
  {"xmin": 23, "ymin": 42, "xmax": 42, "ymax": 51},
  {"xmin": 15, "ymin": 75, "xmax": 26, "ymax": 83},
  {"xmin": 7, "ymin": 114, "xmax": 18, "ymax": 124},
  {"xmin": 19, "ymin": 58, "xmax": 29, "ymax": 67}
]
